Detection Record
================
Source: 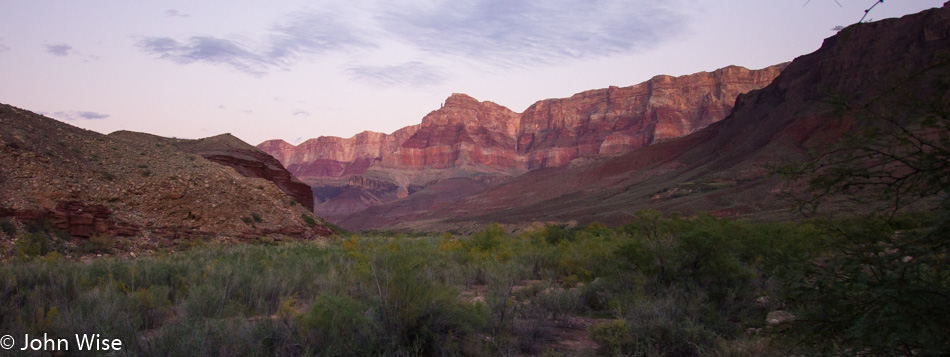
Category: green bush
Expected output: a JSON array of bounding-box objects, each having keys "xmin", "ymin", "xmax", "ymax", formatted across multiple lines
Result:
[
  {"xmin": 589, "ymin": 319, "xmax": 635, "ymax": 356},
  {"xmin": 543, "ymin": 224, "xmax": 572, "ymax": 245},
  {"xmin": 0, "ymin": 218, "xmax": 16, "ymax": 237},
  {"xmin": 780, "ymin": 216, "xmax": 950, "ymax": 355},
  {"xmin": 623, "ymin": 289, "xmax": 721, "ymax": 357},
  {"xmin": 468, "ymin": 223, "xmax": 507, "ymax": 251},
  {"xmin": 78, "ymin": 234, "xmax": 115, "ymax": 254},
  {"xmin": 301, "ymin": 214, "xmax": 317, "ymax": 227},
  {"xmin": 0, "ymin": 214, "xmax": 915, "ymax": 355},
  {"xmin": 15, "ymin": 232, "xmax": 50, "ymax": 258},
  {"xmin": 24, "ymin": 218, "xmax": 53, "ymax": 233},
  {"xmin": 298, "ymin": 293, "xmax": 377, "ymax": 355}
]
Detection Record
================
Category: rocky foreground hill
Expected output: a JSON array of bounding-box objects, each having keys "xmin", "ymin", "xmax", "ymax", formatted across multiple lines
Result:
[
  {"xmin": 260, "ymin": 64, "xmax": 786, "ymax": 223},
  {"xmin": 0, "ymin": 106, "xmax": 332, "ymax": 254},
  {"xmin": 341, "ymin": 2, "xmax": 950, "ymax": 231}
]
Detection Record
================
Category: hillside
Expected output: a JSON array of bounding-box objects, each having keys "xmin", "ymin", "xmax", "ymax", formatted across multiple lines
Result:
[
  {"xmin": 0, "ymin": 106, "xmax": 332, "ymax": 254},
  {"xmin": 341, "ymin": 3, "xmax": 950, "ymax": 231}
]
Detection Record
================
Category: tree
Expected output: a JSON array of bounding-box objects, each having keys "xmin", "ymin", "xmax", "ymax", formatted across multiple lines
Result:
[{"xmin": 775, "ymin": 54, "xmax": 950, "ymax": 355}]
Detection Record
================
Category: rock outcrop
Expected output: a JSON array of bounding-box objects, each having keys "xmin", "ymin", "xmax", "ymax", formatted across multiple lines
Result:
[
  {"xmin": 171, "ymin": 133, "xmax": 315, "ymax": 212},
  {"xmin": 0, "ymin": 104, "xmax": 334, "ymax": 251},
  {"xmin": 383, "ymin": 93, "xmax": 523, "ymax": 170},
  {"xmin": 517, "ymin": 65, "xmax": 787, "ymax": 168},
  {"xmin": 260, "ymin": 64, "xmax": 786, "ymax": 223}
]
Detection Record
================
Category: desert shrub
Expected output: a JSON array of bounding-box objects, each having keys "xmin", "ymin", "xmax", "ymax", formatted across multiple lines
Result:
[
  {"xmin": 534, "ymin": 285, "xmax": 582, "ymax": 324},
  {"xmin": 49, "ymin": 281, "xmax": 142, "ymax": 350},
  {"xmin": 15, "ymin": 232, "xmax": 50, "ymax": 258},
  {"xmin": 133, "ymin": 285, "xmax": 172, "ymax": 328},
  {"xmin": 301, "ymin": 213, "xmax": 317, "ymax": 227},
  {"xmin": 514, "ymin": 298, "xmax": 553, "ymax": 354},
  {"xmin": 251, "ymin": 212, "xmax": 263, "ymax": 223},
  {"xmin": 361, "ymin": 250, "xmax": 483, "ymax": 355},
  {"xmin": 0, "ymin": 218, "xmax": 853, "ymax": 355},
  {"xmin": 468, "ymin": 223, "xmax": 507, "ymax": 251},
  {"xmin": 589, "ymin": 319, "xmax": 635, "ymax": 356},
  {"xmin": 81, "ymin": 234, "xmax": 115, "ymax": 254},
  {"xmin": 0, "ymin": 217, "xmax": 17, "ymax": 237},
  {"xmin": 145, "ymin": 317, "xmax": 272, "ymax": 357},
  {"xmin": 623, "ymin": 288, "xmax": 720, "ymax": 357},
  {"xmin": 579, "ymin": 277, "xmax": 612, "ymax": 311},
  {"xmin": 298, "ymin": 293, "xmax": 378, "ymax": 355},
  {"xmin": 43, "ymin": 251, "xmax": 63, "ymax": 263},
  {"xmin": 24, "ymin": 218, "xmax": 53, "ymax": 233},
  {"xmin": 714, "ymin": 335, "xmax": 774, "ymax": 357},
  {"xmin": 542, "ymin": 224, "xmax": 573, "ymax": 245},
  {"xmin": 584, "ymin": 221, "xmax": 609, "ymax": 237},
  {"xmin": 779, "ymin": 215, "xmax": 950, "ymax": 355}
]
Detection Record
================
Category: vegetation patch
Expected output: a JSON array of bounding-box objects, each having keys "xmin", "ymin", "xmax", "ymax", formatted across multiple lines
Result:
[{"xmin": 0, "ymin": 212, "xmax": 945, "ymax": 355}]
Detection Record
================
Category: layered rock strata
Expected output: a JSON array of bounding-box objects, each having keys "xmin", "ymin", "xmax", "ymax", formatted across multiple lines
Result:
[{"xmin": 260, "ymin": 64, "xmax": 787, "ymax": 222}]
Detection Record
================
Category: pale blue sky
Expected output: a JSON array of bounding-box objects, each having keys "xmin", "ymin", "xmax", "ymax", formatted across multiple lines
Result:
[{"xmin": 0, "ymin": 1, "xmax": 944, "ymax": 145}]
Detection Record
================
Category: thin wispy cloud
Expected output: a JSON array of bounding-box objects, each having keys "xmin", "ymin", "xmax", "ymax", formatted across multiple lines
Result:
[
  {"xmin": 135, "ymin": 1, "xmax": 688, "ymax": 84},
  {"xmin": 347, "ymin": 62, "xmax": 447, "ymax": 88},
  {"xmin": 138, "ymin": 36, "xmax": 269, "ymax": 75},
  {"xmin": 137, "ymin": 10, "xmax": 374, "ymax": 76},
  {"xmin": 52, "ymin": 111, "xmax": 110, "ymax": 121},
  {"xmin": 264, "ymin": 10, "xmax": 375, "ymax": 65},
  {"xmin": 45, "ymin": 43, "xmax": 73, "ymax": 57},
  {"xmin": 165, "ymin": 9, "xmax": 190, "ymax": 18},
  {"xmin": 292, "ymin": 109, "xmax": 310, "ymax": 117},
  {"xmin": 0, "ymin": 39, "xmax": 9, "ymax": 53},
  {"xmin": 377, "ymin": 0, "xmax": 688, "ymax": 68}
]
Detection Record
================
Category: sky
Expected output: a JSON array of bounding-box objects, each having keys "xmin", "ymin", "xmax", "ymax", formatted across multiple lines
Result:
[{"xmin": 0, "ymin": 1, "xmax": 945, "ymax": 146}]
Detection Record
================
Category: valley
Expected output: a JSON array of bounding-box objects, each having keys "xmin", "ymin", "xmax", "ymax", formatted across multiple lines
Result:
[{"xmin": 1, "ymin": 3, "xmax": 949, "ymax": 356}]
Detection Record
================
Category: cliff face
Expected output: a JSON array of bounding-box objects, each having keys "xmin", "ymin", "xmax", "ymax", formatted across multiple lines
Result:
[
  {"xmin": 259, "ymin": 126, "xmax": 420, "ymax": 186},
  {"xmin": 264, "ymin": 64, "xmax": 785, "ymax": 181},
  {"xmin": 518, "ymin": 65, "xmax": 786, "ymax": 168},
  {"xmin": 259, "ymin": 64, "xmax": 786, "ymax": 223},
  {"xmin": 339, "ymin": 3, "xmax": 950, "ymax": 231},
  {"xmin": 383, "ymin": 93, "xmax": 523, "ymax": 170}
]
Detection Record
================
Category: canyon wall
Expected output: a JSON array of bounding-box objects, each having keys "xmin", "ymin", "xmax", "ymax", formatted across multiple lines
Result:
[{"xmin": 258, "ymin": 64, "xmax": 787, "ymax": 221}]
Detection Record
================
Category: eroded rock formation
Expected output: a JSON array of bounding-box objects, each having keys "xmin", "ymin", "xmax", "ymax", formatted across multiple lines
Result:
[
  {"xmin": 0, "ymin": 105, "xmax": 334, "ymax": 245},
  {"xmin": 259, "ymin": 64, "xmax": 787, "ymax": 222}
]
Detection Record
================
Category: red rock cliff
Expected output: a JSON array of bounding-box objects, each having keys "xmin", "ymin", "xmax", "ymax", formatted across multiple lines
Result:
[
  {"xmin": 517, "ymin": 65, "xmax": 786, "ymax": 168},
  {"xmin": 263, "ymin": 64, "xmax": 785, "ymax": 180},
  {"xmin": 382, "ymin": 93, "xmax": 523, "ymax": 170},
  {"xmin": 259, "ymin": 126, "xmax": 419, "ymax": 185},
  {"xmin": 258, "ymin": 64, "xmax": 786, "ymax": 220}
]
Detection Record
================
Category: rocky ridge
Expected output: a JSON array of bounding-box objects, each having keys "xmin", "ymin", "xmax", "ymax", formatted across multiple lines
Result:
[
  {"xmin": 0, "ymin": 105, "xmax": 332, "ymax": 254},
  {"xmin": 168, "ymin": 133, "xmax": 315, "ymax": 212},
  {"xmin": 260, "ymin": 64, "xmax": 786, "ymax": 222}
]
